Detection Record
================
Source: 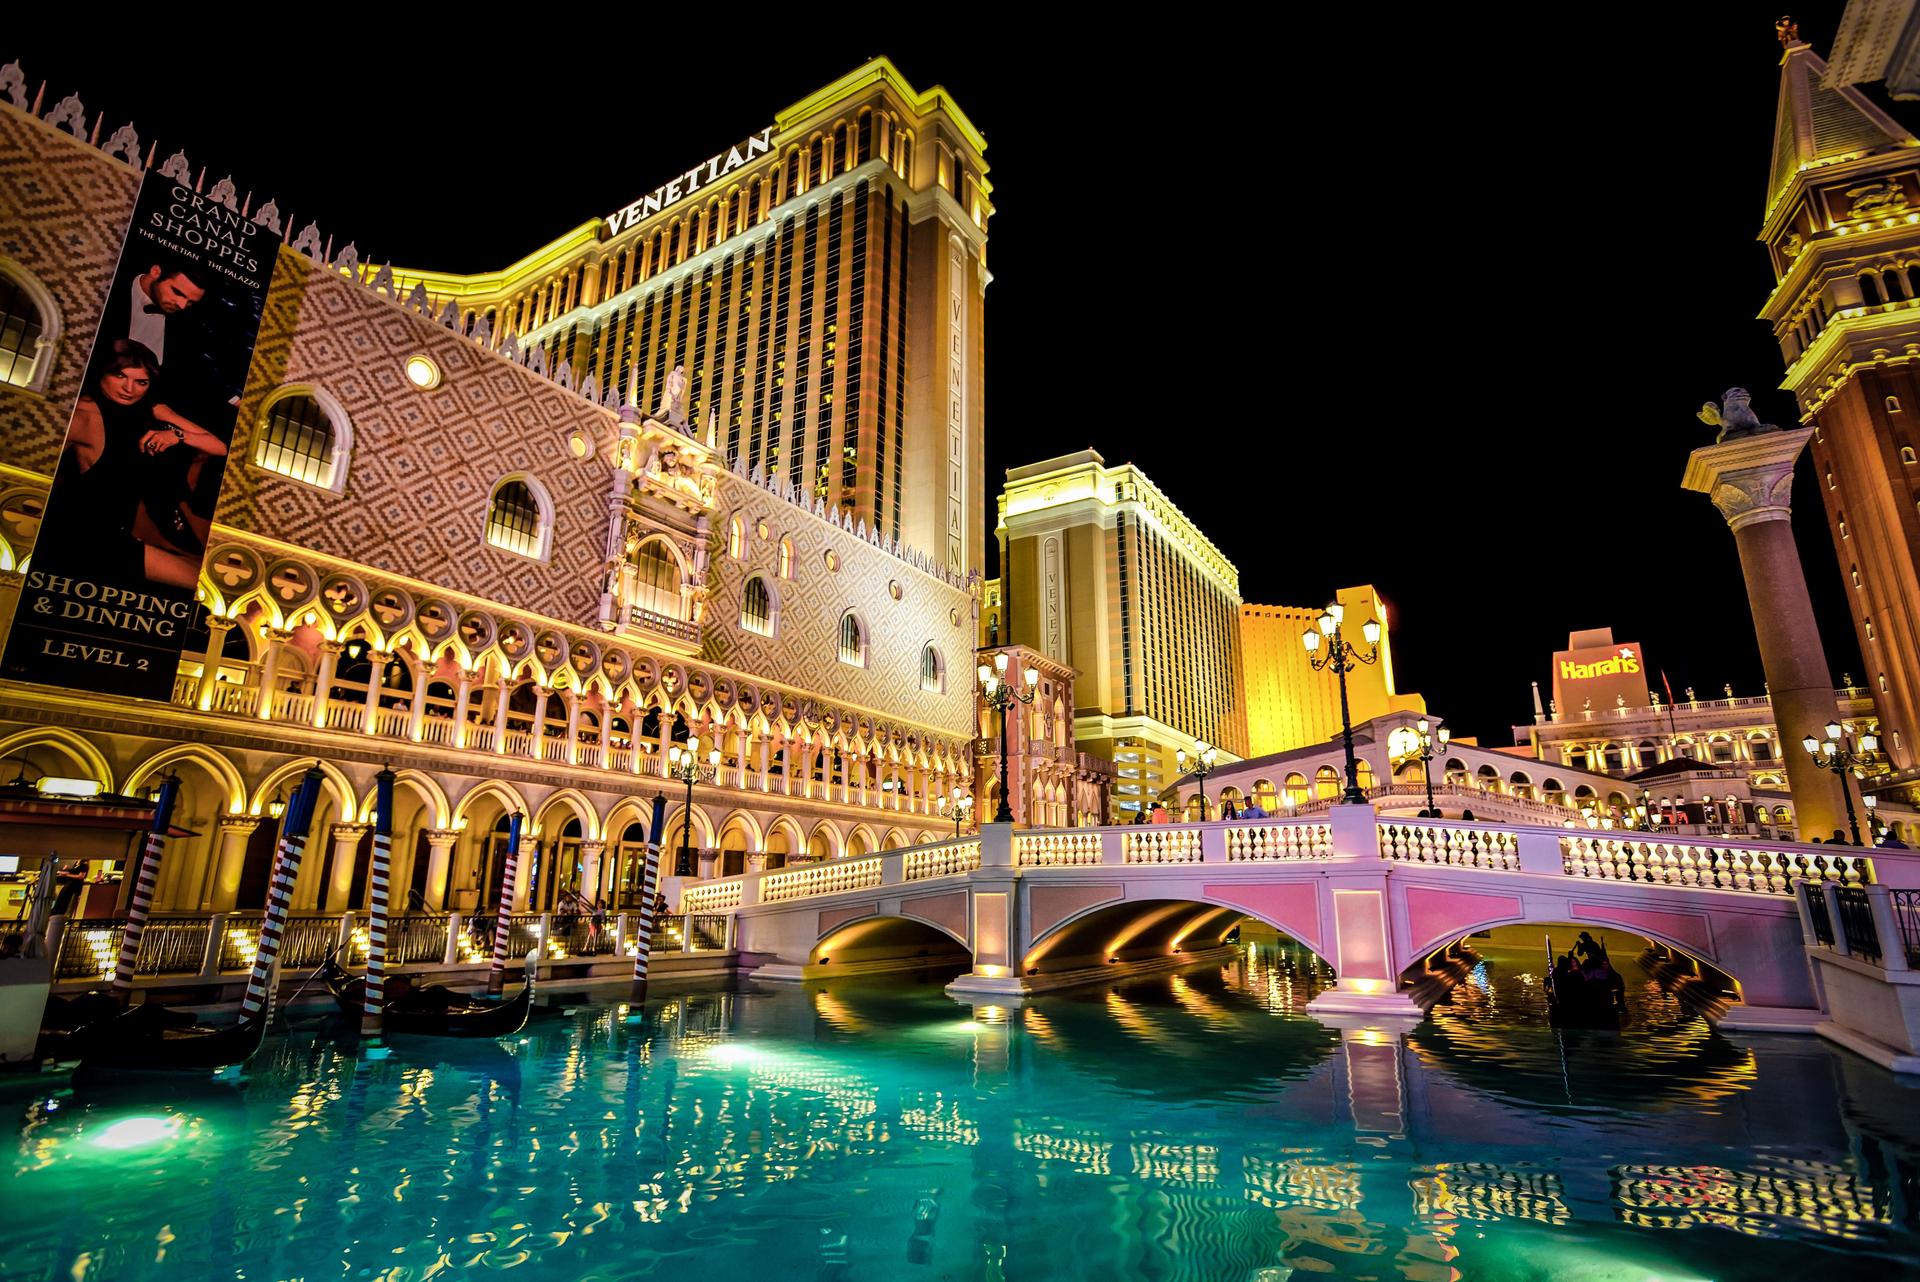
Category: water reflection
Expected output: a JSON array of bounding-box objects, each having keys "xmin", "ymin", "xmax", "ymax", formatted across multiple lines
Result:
[{"xmin": 4, "ymin": 944, "xmax": 1920, "ymax": 1281}]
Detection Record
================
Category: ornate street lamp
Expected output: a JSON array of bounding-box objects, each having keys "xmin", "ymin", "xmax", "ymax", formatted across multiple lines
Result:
[
  {"xmin": 1412, "ymin": 717, "xmax": 1450, "ymax": 815},
  {"xmin": 938, "ymin": 787, "xmax": 974, "ymax": 838},
  {"xmin": 1801, "ymin": 721, "xmax": 1879, "ymax": 845},
  {"xmin": 1301, "ymin": 603, "xmax": 1381, "ymax": 805},
  {"xmin": 667, "ymin": 734, "xmax": 720, "ymax": 874},
  {"xmin": 979, "ymin": 652, "xmax": 1039, "ymax": 824},
  {"xmin": 1175, "ymin": 739, "xmax": 1218, "ymax": 820}
]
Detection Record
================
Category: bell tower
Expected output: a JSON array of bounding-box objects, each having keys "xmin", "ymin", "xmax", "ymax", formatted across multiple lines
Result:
[{"xmin": 1758, "ymin": 23, "xmax": 1920, "ymax": 771}]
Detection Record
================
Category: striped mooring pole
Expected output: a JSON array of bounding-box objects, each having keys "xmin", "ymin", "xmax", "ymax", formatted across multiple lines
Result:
[
  {"xmin": 486, "ymin": 811, "xmax": 524, "ymax": 996},
  {"xmin": 109, "ymin": 774, "xmax": 179, "ymax": 1002},
  {"xmin": 361, "ymin": 765, "xmax": 396, "ymax": 1038},
  {"xmin": 239, "ymin": 766, "xmax": 323, "ymax": 1020},
  {"xmin": 628, "ymin": 792, "xmax": 668, "ymax": 1003}
]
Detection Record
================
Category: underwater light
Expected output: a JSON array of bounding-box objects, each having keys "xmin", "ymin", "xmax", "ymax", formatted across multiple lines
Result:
[{"xmin": 91, "ymin": 1116, "xmax": 182, "ymax": 1150}]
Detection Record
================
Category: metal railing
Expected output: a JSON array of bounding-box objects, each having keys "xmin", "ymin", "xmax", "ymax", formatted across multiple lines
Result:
[
  {"xmin": 1807, "ymin": 884, "xmax": 1835, "ymax": 947},
  {"xmin": 1836, "ymin": 885, "xmax": 1882, "ymax": 964},
  {"xmin": 1891, "ymin": 889, "xmax": 1920, "ymax": 968}
]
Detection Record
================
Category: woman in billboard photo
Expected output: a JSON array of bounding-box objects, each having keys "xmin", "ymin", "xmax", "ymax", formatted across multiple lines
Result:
[{"xmin": 45, "ymin": 337, "xmax": 229, "ymax": 590}]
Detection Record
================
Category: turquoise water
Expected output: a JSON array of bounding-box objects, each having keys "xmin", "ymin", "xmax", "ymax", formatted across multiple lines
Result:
[{"xmin": 6, "ymin": 942, "xmax": 1920, "ymax": 1281}]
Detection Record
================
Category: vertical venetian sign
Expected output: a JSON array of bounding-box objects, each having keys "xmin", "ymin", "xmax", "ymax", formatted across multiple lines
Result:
[
  {"xmin": 946, "ymin": 236, "xmax": 967, "ymax": 575},
  {"xmin": 2, "ymin": 174, "xmax": 276, "ymax": 701}
]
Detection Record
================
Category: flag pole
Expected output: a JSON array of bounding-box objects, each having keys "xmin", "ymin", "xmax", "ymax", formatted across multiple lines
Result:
[
  {"xmin": 628, "ymin": 792, "xmax": 669, "ymax": 1005},
  {"xmin": 486, "ymin": 811, "xmax": 524, "ymax": 996},
  {"xmin": 109, "ymin": 774, "xmax": 179, "ymax": 1003},
  {"xmin": 361, "ymin": 765, "xmax": 396, "ymax": 1045},
  {"xmin": 240, "ymin": 765, "xmax": 323, "ymax": 1022}
]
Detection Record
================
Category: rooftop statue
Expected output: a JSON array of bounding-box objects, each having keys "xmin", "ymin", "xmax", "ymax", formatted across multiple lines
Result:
[
  {"xmin": 1696, "ymin": 388, "xmax": 1779, "ymax": 443},
  {"xmin": 658, "ymin": 365, "xmax": 689, "ymax": 428}
]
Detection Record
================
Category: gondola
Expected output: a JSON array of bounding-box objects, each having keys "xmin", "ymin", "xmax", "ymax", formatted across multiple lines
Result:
[
  {"xmin": 59, "ymin": 1000, "xmax": 270, "ymax": 1074},
  {"xmin": 1544, "ymin": 933, "xmax": 1628, "ymax": 1030},
  {"xmin": 319, "ymin": 953, "xmax": 535, "ymax": 1039}
]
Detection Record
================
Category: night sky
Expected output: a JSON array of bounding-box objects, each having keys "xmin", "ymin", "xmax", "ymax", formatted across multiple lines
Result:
[{"xmin": 10, "ymin": 7, "xmax": 1908, "ymax": 743}]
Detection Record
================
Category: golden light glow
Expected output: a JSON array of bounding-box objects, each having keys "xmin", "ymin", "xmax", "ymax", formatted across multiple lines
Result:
[
  {"xmin": 975, "ymin": 964, "xmax": 1005, "ymax": 978},
  {"xmin": 1346, "ymin": 978, "xmax": 1385, "ymax": 995},
  {"xmin": 404, "ymin": 355, "xmax": 442, "ymax": 390}
]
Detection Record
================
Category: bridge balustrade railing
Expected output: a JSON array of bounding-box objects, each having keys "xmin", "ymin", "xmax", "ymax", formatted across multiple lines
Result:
[
  {"xmin": 1804, "ymin": 882, "xmax": 1836, "ymax": 946},
  {"xmin": 1378, "ymin": 821, "xmax": 1521, "ymax": 871},
  {"xmin": 1835, "ymin": 885, "xmax": 1882, "ymax": 963},
  {"xmin": 1559, "ymin": 834, "xmax": 1871, "ymax": 894},
  {"xmin": 1891, "ymin": 890, "xmax": 1920, "ymax": 967}
]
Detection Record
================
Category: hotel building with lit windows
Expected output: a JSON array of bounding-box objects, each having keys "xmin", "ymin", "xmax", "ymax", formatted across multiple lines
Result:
[
  {"xmin": 0, "ymin": 57, "xmax": 994, "ymax": 925},
  {"xmin": 984, "ymin": 450, "xmax": 1247, "ymax": 819},
  {"xmin": 1239, "ymin": 585, "xmax": 1425, "ymax": 759}
]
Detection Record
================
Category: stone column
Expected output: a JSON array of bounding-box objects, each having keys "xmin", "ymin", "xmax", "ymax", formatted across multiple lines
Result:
[
  {"xmin": 362, "ymin": 649, "xmax": 390, "ymax": 735},
  {"xmin": 1683, "ymin": 427, "xmax": 1846, "ymax": 837},
  {"xmin": 451, "ymin": 669, "xmax": 475, "ymax": 748},
  {"xmin": 564, "ymin": 690, "xmax": 582, "ymax": 765},
  {"xmin": 325, "ymin": 822, "xmax": 371, "ymax": 912},
  {"xmin": 579, "ymin": 840, "xmax": 607, "ymax": 905},
  {"xmin": 195, "ymin": 617, "xmax": 234, "ymax": 709},
  {"xmin": 493, "ymin": 678, "xmax": 513, "ymax": 752},
  {"xmin": 312, "ymin": 640, "xmax": 343, "ymax": 728},
  {"xmin": 407, "ymin": 653, "xmax": 430, "ymax": 741},
  {"xmin": 208, "ymin": 814, "xmax": 261, "ymax": 911},
  {"xmin": 255, "ymin": 628, "xmax": 290, "ymax": 719},
  {"xmin": 756, "ymin": 735, "xmax": 770, "ymax": 792},
  {"xmin": 529, "ymin": 686, "xmax": 551, "ymax": 759},
  {"xmin": 421, "ymin": 829, "xmax": 459, "ymax": 910}
]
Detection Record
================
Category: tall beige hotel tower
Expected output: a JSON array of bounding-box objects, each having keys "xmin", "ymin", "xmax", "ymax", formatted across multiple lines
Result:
[
  {"xmin": 992, "ymin": 452, "xmax": 1247, "ymax": 819},
  {"xmin": 400, "ymin": 60, "xmax": 991, "ymax": 575}
]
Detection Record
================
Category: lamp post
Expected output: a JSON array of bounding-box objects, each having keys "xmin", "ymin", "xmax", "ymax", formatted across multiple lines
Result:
[
  {"xmin": 1301, "ymin": 602, "xmax": 1381, "ymax": 805},
  {"xmin": 979, "ymin": 652, "xmax": 1039, "ymax": 824},
  {"xmin": 1802, "ymin": 721, "xmax": 1879, "ymax": 845},
  {"xmin": 1175, "ymin": 739, "xmax": 1218, "ymax": 821},
  {"xmin": 1412, "ymin": 717, "xmax": 1450, "ymax": 816},
  {"xmin": 666, "ymin": 734, "xmax": 721, "ymax": 874},
  {"xmin": 938, "ymin": 788, "xmax": 974, "ymax": 838}
]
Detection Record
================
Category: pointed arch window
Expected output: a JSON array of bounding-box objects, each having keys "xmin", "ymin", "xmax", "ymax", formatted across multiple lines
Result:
[
  {"xmin": 486, "ymin": 476, "xmax": 552, "ymax": 560},
  {"xmin": 0, "ymin": 259, "xmax": 59, "ymax": 393},
  {"xmin": 253, "ymin": 386, "xmax": 350, "ymax": 492}
]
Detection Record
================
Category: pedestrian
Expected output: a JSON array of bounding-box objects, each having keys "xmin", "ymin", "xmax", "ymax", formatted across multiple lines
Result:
[
  {"xmin": 1241, "ymin": 794, "xmax": 1268, "ymax": 820},
  {"xmin": 1149, "ymin": 802, "xmax": 1170, "ymax": 824}
]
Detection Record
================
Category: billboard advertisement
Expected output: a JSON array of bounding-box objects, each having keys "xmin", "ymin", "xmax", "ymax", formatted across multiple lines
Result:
[{"xmin": 2, "ymin": 174, "xmax": 276, "ymax": 700}]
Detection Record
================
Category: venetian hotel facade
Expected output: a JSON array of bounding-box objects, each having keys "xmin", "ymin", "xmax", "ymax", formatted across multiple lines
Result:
[{"xmin": 0, "ymin": 57, "xmax": 991, "ymax": 917}]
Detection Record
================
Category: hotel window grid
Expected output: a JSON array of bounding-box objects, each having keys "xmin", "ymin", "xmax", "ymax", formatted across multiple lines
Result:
[
  {"xmin": 253, "ymin": 392, "xmax": 339, "ymax": 490},
  {"xmin": 841, "ymin": 182, "xmax": 869, "ymax": 512},
  {"xmin": 0, "ymin": 270, "xmax": 45, "ymax": 389},
  {"xmin": 791, "ymin": 205, "xmax": 819, "ymax": 491},
  {"xmin": 813, "ymin": 194, "xmax": 844, "ymax": 501},
  {"xmin": 485, "ymin": 478, "xmax": 545, "ymax": 559},
  {"xmin": 873, "ymin": 190, "xmax": 894, "ymax": 535},
  {"xmin": 889, "ymin": 194, "xmax": 908, "ymax": 536},
  {"xmin": 741, "ymin": 576, "xmax": 774, "ymax": 637},
  {"xmin": 838, "ymin": 611, "xmax": 866, "ymax": 667}
]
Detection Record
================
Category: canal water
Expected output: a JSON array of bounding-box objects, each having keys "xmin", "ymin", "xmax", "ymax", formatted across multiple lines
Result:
[{"xmin": 5, "ymin": 939, "xmax": 1918, "ymax": 1281}]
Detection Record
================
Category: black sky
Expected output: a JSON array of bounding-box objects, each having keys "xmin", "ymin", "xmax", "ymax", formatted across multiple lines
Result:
[{"xmin": 9, "ymin": 7, "xmax": 1905, "ymax": 742}]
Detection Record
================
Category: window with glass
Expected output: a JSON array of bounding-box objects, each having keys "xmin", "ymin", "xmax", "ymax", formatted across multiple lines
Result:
[
  {"xmin": 920, "ymin": 644, "xmax": 942, "ymax": 692},
  {"xmin": 630, "ymin": 539, "xmax": 683, "ymax": 619},
  {"xmin": 742, "ymin": 576, "xmax": 774, "ymax": 637},
  {"xmin": 254, "ymin": 392, "xmax": 339, "ymax": 489},
  {"xmin": 838, "ymin": 611, "xmax": 866, "ymax": 667},
  {"xmin": 0, "ymin": 271, "xmax": 46, "ymax": 389},
  {"xmin": 486, "ymin": 478, "xmax": 545, "ymax": 558}
]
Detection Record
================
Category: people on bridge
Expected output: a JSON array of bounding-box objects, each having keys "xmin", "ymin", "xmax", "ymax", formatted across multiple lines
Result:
[
  {"xmin": 1241, "ymin": 796, "xmax": 1269, "ymax": 820},
  {"xmin": 1219, "ymin": 797, "xmax": 1239, "ymax": 820},
  {"xmin": 1148, "ymin": 803, "xmax": 1170, "ymax": 824}
]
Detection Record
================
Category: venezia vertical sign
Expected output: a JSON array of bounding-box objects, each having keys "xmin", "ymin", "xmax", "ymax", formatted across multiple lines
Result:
[{"xmin": 2, "ymin": 175, "xmax": 277, "ymax": 700}]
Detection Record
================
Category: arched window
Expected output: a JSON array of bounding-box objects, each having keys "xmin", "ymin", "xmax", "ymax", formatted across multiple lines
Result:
[
  {"xmin": 727, "ymin": 515, "xmax": 743, "ymax": 558},
  {"xmin": 1282, "ymin": 773, "xmax": 1309, "ymax": 807},
  {"xmin": 741, "ymin": 575, "xmax": 775, "ymax": 637},
  {"xmin": 837, "ymin": 611, "xmax": 867, "ymax": 667},
  {"xmin": 1888, "ymin": 270, "xmax": 1910, "ymax": 302},
  {"xmin": 485, "ymin": 476, "xmax": 550, "ymax": 560},
  {"xmin": 631, "ymin": 538, "xmax": 683, "ymax": 619},
  {"xmin": 1253, "ymin": 779, "xmax": 1278, "ymax": 810},
  {"xmin": 1888, "ymin": 395, "xmax": 1903, "ymax": 413},
  {"xmin": 252, "ymin": 387, "xmax": 349, "ymax": 492},
  {"xmin": 0, "ymin": 259, "xmax": 59, "ymax": 392},
  {"xmin": 778, "ymin": 537, "xmax": 794, "ymax": 579},
  {"xmin": 920, "ymin": 643, "xmax": 944, "ymax": 692},
  {"xmin": 1313, "ymin": 766, "xmax": 1341, "ymax": 801},
  {"xmin": 1862, "ymin": 273, "xmax": 1886, "ymax": 305},
  {"xmin": 1904, "ymin": 446, "xmax": 1918, "ymax": 465}
]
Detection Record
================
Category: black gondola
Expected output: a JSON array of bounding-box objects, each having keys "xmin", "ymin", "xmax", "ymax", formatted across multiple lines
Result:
[
  {"xmin": 319, "ymin": 953, "xmax": 535, "ymax": 1039},
  {"xmin": 59, "ymin": 1001, "xmax": 270, "ymax": 1074},
  {"xmin": 1544, "ymin": 933, "xmax": 1628, "ymax": 1030}
]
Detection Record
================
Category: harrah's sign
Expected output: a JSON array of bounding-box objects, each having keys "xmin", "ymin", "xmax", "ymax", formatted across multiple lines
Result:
[
  {"xmin": 1559, "ymin": 652, "xmax": 1641, "ymax": 682},
  {"xmin": 604, "ymin": 127, "xmax": 776, "ymax": 237}
]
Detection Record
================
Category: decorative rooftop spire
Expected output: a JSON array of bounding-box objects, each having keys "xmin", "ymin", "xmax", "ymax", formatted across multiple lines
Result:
[{"xmin": 1777, "ymin": 14, "xmax": 1801, "ymax": 48}]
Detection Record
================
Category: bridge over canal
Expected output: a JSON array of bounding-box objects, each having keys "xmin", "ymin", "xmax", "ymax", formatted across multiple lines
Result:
[{"xmin": 680, "ymin": 806, "xmax": 1908, "ymax": 1023}]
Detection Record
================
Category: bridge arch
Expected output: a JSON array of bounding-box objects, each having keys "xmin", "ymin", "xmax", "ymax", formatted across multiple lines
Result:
[
  {"xmin": 1023, "ymin": 894, "xmax": 1334, "ymax": 977},
  {"xmin": 808, "ymin": 908, "xmax": 971, "ymax": 974}
]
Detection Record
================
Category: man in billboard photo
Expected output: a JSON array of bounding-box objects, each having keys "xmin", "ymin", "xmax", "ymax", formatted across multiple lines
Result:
[
  {"xmin": 95, "ymin": 252, "xmax": 247, "ymax": 425},
  {"xmin": 38, "ymin": 337, "xmax": 229, "ymax": 589}
]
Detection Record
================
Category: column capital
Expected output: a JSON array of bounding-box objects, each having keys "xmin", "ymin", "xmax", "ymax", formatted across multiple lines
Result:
[
  {"xmin": 424, "ymin": 828, "xmax": 462, "ymax": 844},
  {"xmin": 218, "ymin": 813, "xmax": 263, "ymax": 833},
  {"xmin": 330, "ymin": 821, "xmax": 373, "ymax": 839},
  {"xmin": 262, "ymin": 626, "xmax": 295, "ymax": 645},
  {"xmin": 1681, "ymin": 426, "xmax": 1815, "ymax": 532},
  {"xmin": 318, "ymin": 638, "xmax": 347, "ymax": 655},
  {"xmin": 578, "ymin": 840, "xmax": 607, "ymax": 856}
]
